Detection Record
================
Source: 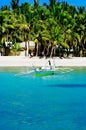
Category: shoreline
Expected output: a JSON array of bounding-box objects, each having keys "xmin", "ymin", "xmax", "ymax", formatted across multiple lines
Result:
[{"xmin": 0, "ymin": 56, "xmax": 86, "ymax": 67}]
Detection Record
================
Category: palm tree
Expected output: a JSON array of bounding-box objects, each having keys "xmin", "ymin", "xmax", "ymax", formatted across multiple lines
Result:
[
  {"xmin": 0, "ymin": 0, "xmax": 86, "ymax": 57},
  {"xmin": 0, "ymin": 5, "xmax": 10, "ymax": 11},
  {"xmin": 0, "ymin": 11, "xmax": 14, "ymax": 43},
  {"xmin": 34, "ymin": 0, "xmax": 39, "ymax": 8},
  {"xmin": 11, "ymin": 0, "xmax": 19, "ymax": 10}
]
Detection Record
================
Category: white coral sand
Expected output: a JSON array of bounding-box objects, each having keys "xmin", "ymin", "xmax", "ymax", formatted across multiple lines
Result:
[{"xmin": 0, "ymin": 56, "xmax": 86, "ymax": 67}]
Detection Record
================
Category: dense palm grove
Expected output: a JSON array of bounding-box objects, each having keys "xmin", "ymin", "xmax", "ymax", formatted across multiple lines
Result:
[{"xmin": 0, "ymin": 0, "xmax": 86, "ymax": 57}]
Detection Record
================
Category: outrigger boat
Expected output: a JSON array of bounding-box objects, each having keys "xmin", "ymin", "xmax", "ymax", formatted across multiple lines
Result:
[
  {"xmin": 35, "ymin": 68, "xmax": 56, "ymax": 77},
  {"xmin": 34, "ymin": 60, "xmax": 57, "ymax": 77},
  {"xmin": 15, "ymin": 60, "xmax": 73, "ymax": 77}
]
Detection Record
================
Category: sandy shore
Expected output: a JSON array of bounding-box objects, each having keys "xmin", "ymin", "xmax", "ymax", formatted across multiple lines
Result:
[{"xmin": 0, "ymin": 56, "xmax": 86, "ymax": 67}]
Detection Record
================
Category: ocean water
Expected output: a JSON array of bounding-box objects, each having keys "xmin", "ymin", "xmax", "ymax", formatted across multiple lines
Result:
[{"xmin": 0, "ymin": 67, "xmax": 86, "ymax": 130}]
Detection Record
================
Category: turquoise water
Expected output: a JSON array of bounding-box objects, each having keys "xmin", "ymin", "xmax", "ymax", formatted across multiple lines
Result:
[{"xmin": 0, "ymin": 67, "xmax": 86, "ymax": 130}]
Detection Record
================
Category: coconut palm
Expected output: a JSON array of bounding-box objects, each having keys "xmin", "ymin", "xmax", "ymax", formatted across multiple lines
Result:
[
  {"xmin": 11, "ymin": 0, "xmax": 19, "ymax": 10},
  {"xmin": 0, "ymin": 0, "xmax": 86, "ymax": 57}
]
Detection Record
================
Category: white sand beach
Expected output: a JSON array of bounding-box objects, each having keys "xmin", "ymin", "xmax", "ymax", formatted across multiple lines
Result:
[{"xmin": 0, "ymin": 56, "xmax": 86, "ymax": 67}]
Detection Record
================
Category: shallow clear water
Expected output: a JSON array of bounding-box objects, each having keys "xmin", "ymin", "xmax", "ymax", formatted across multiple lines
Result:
[{"xmin": 0, "ymin": 67, "xmax": 86, "ymax": 130}]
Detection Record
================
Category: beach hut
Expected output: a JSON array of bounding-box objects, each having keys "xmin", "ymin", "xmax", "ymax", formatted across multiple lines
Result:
[{"xmin": 20, "ymin": 41, "xmax": 35, "ymax": 56}]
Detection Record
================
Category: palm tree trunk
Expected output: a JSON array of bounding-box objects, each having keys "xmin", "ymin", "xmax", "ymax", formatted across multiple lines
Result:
[
  {"xmin": 36, "ymin": 42, "xmax": 39, "ymax": 56},
  {"xmin": 25, "ymin": 41, "xmax": 27, "ymax": 56}
]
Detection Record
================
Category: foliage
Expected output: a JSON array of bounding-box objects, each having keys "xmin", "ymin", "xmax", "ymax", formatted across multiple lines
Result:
[{"xmin": 0, "ymin": 0, "xmax": 86, "ymax": 56}]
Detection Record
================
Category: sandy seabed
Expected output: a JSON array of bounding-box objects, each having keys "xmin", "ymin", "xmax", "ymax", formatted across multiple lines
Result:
[{"xmin": 0, "ymin": 56, "xmax": 86, "ymax": 67}]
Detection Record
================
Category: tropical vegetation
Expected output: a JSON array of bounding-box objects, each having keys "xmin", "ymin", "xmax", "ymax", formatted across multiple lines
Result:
[{"xmin": 0, "ymin": 0, "xmax": 86, "ymax": 57}]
